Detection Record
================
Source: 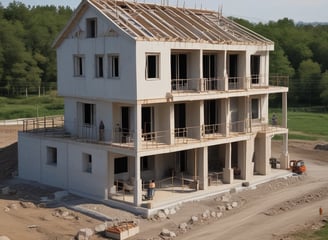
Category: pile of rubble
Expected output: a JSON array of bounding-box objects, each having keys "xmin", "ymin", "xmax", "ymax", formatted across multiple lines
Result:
[{"xmin": 154, "ymin": 192, "xmax": 242, "ymax": 239}]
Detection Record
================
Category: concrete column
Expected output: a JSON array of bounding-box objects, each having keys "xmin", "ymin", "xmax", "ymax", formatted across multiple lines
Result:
[
  {"xmin": 108, "ymin": 152, "xmax": 116, "ymax": 198},
  {"xmin": 134, "ymin": 104, "xmax": 142, "ymax": 149},
  {"xmin": 255, "ymin": 133, "xmax": 271, "ymax": 175},
  {"xmin": 224, "ymin": 51, "xmax": 228, "ymax": 91},
  {"xmin": 223, "ymin": 143, "xmax": 233, "ymax": 184},
  {"xmin": 243, "ymin": 139, "xmax": 256, "ymax": 180},
  {"xmin": 133, "ymin": 155, "xmax": 142, "ymax": 206},
  {"xmin": 280, "ymin": 133, "xmax": 290, "ymax": 169},
  {"xmin": 282, "ymin": 92, "xmax": 288, "ymax": 128},
  {"xmin": 169, "ymin": 103, "xmax": 175, "ymax": 144},
  {"xmin": 200, "ymin": 101, "xmax": 204, "ymax": 138},
  {"xmin": 197, "ymin": 147, "xmax": 208, "ymax": 190},
  {"xmin": 245, "ymin": 51, "xmax": 251, "ymax": 89},
  {"xmin": 225, "ymin": 98, "xmax": 230, "ymax": 136}
]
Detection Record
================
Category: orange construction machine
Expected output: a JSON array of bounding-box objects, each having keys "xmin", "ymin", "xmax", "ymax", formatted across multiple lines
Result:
[{"xmin": 289, "ymin": 160, "xmax": 306, "ymax": 174}]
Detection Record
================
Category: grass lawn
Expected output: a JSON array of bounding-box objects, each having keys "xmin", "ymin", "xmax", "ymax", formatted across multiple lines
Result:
[
  {"xmin": 272, "ymin": 111, "xmax": 328, "ymax": 141},
  {"xmin": 0, "ymin": 95, "xmax": 64, "ymax": 120}
]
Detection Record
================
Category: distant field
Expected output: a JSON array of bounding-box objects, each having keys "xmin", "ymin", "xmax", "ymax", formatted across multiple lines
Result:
[
  {"xmin": 286, "ymin": 112, "xmax": 328, "ymax": 141},
  {"xmin": 0, "ymin": 95, "xmax": 64, "ymax": 120}
]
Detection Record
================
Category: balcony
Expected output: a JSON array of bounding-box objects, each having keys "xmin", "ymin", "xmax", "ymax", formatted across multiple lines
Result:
[
  {"xmin": 171, "ymin": 78, "xmax": 225, "ymax": 92},
  {"xmin": 171, "ymin": 75, "xmax": 289, "ymax": 94}
]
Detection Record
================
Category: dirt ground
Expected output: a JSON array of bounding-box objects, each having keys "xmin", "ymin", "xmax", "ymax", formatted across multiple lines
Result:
[{"xmin": 0, "ymin": 125, "xmax": 328, "ymax": 240}]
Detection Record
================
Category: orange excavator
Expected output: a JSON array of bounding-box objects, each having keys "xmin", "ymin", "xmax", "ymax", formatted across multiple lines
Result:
[{"xmin": 289, "ymin": 160, "xmax": 306, "ymax": 174}]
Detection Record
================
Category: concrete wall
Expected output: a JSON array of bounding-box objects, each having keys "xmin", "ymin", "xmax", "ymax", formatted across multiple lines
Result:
[
  {"xmin": 57, "ymin": 7, "xmax": 137, "ymax": 101},
  {"xmin": 18, "ymin": 133, "xmax": 110, "ymax": 199}
]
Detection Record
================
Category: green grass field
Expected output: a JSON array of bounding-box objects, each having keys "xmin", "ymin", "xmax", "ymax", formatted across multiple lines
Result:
[
  {"xmin": 0, "ymin": 94, "xmax": 64, "ymax": 120},
  {"xmin": 272, "ymin": 111, "xmax": 328, "ymax": 141}
]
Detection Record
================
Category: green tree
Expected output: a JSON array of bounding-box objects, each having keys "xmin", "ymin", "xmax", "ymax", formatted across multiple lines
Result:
[
  {"xmin": 320, "ymin": 71, "xmax": 328, "ymax": 106},
  {"xmin": 297, "ymin": 59, "xmax": 322, "ymax": 106}
]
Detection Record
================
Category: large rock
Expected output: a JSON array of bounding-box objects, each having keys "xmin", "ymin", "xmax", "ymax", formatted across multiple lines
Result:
[
  {"xmin": 94, "ymin": 223, "xmax": 106, "ymax": 233},
  {"xmin": 191, "ymin": 216, "xmax": 199, "ymax": 224},
  {"xmin": 161, "ymin": 228, "xmax": 176, "ymax": 238},
  {"xmin": 76, "ymin": 228, "xmax": 93, "ymax": 240}
]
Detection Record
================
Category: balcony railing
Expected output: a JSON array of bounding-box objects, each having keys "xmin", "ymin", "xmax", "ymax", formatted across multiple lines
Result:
[
  {"xmin": 171, "ymin": 75, "xmax": 289, "ymax": 93},
  {"xmin": 228, "ymin": 77, "xmax": 244, "ymax": 90},
  {"xmin": 269, "ymin": 75, "xmax": 289, "ymax": 87},
  {"xmin": 22, "ymin": 117, "xmax": 287, "ymax": 149},
  {"xmin": 171, "ymin": 78, "xmax": 225, "ymax": 92},
  {"xmin": 23, "ymin": 116, "xmax": 64, "ymax": 133}
]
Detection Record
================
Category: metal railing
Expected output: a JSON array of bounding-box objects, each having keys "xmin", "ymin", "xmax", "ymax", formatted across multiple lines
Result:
[
  {"xmin": 269, "ymin": 75, "xmax": 289, "ymax": 87},
  {"xmin": 228, "ymin": 76, "xmax": 244, "ymax": 90},
  {"xmin": 171, "ymin": 75, "xmax": 289, "ymax": 93},
  {"xmin": 22, "ymin": 116, "xmax": 64, "ymax": 133},
  {"xmin": 171, "ymin": 78, "xmax": 225, "ymax": 92}
]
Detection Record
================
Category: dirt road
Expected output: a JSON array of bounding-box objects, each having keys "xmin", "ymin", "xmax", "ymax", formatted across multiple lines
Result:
[{"xmin": 177, "ymin": 141, "xmax": 328, "ymax": 240}]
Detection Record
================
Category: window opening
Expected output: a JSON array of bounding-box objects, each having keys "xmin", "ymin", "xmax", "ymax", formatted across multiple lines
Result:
[
  {"xmin": 109, "ymin": 55, "xmax": 119, "ymax": 78},
  {"xmin": 146, "ymin": 54, "xmax": 160, "ymax": 79},
  {"xmin": 171, "ymin": 54, "xmax": 187, "ymax": 90},
  {"xmin": 174, "ymin": 103, "xmax": 186, "ymax": 137},
  {"xmin": 74, "ymin": 55, "xmax": 84, "ymax": 76},
  {"xmin": 203, "ymin": 54, "xmax": 216, "ymax": 90},
  {"xmin": 115, "ymin": 157, "xmax": 128, "ymax": 174},
  {"xmin": 47, "ymin": 147, "xmax": 57, "ymax": 165},
  {"xmin": 87, "ymin": 18, "xmax": 97, "ymax": 38},
  {"xmin": 251, "ymin": 55, "xmax": 261, "ymax": 84},
  {"xmin": 84, "ymin": 103, "xmax": 95, "ymax": 125},
  {"xmin": 204, "ymin": 100, "xmax": 218, "ymax": 134},
  {"xmin": 228, "ymin": 54, "xmax": 238, "ymax": 89},
  {"xmin": 251, "ymin": 98, "xmax": 260, "ymax": 119},
  {"xmin": 83, "ymin": 153, "xmax": 92, "ymax": 173},
  {"xmin": 96, "ymin": 55, "xmax": 104, "ymax": 78},
  {"xmin": 142, "ymin": 107, "xmax": 154, "ymax": 141}
]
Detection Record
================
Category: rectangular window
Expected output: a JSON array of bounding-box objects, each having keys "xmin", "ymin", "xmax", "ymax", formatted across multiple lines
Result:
[
  {"xmin": 109, "ymin": 55, "xmax": 119, "ymax": 78},
  {"xmin": 115, "ymin": 157, "xmax": 128, "ymax": 174},
  {"xmin": 86, "ymin": 18, "xmax": 97, "ymax": 38},
  {"xmin": 251, "ymin": 55, "xmax": 261, "ymax": 84},
  {"xmin": 146, "ymin": 54, "xmax": 160, "ymax": 79},
  {"xmin": 47, "ymin": 147, "xmax": 57, "ymax": 165},
  {"xmin": 141, "ymin": 156, "xmax": 154, "ymax": 171},
  {"xmin": 83, "ymin": 103, "xmax": 95, "ymax": 125},
  {"xmin": 96, "ymin": 55, "xmax": 104, "ymax": 78},
  {"xmin": 74, "ymin": 55, "xmax": 85, "ymax": 77},
  {"xmin": 251, "ymin": 98, "xmax": 260, "ymax": 119},
  {"xmin": 83, "ymin": 153, "xmax": 92, "ymax": 173}
]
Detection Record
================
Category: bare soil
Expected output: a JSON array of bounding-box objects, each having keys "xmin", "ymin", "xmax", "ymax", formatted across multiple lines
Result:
[{"xmin": 0, "ymin": 125, "xmax": 328, "ymax": 240}]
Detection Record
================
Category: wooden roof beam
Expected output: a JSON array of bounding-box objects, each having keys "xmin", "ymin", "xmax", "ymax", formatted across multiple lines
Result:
[
  {"xmin": 135, "ymin": 3, "xmax": 182, "ymax": 40},
  {"xmin": 152, "ymin": 7, "xmax": 194, "ymax": 40}
]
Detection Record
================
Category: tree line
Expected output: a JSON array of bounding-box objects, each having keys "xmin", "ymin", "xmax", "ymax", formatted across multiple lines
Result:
[
  {"xmin": 0, "ymin": 1, "xmax": 72, "ymax": 96},
  {"xmin": 234, "ymin": 18, "xmax": 328, "ymax": 108},
  {"xmin": 0, "ymin": 2, "xmax": 328, "ymax": 108}
]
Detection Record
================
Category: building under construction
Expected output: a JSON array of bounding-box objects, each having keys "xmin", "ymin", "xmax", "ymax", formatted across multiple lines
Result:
[{"xmin": 18, "ymin": 0, "xmax": 289, "ymax": 215}]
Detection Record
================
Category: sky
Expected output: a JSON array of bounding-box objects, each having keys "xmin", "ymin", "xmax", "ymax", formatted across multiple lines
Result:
[{"xmin": 1, "ymin": 0, "xmax": 327, "ymax": 23}]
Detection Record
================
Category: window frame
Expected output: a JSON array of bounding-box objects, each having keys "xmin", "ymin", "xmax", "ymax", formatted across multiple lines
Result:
[
  {"xmin": 73, "ymin": 55, "xmax": 85, "ymax": 77},
  {"xmin": 83, "ymin": 103, "xmax": 95, "ymax": 126},
  {"xmin": 108, "ymin": 54, "xmax": 120, "ymax": 78},
  {"xmin": 83, "ymin": 153, "xmax": 92, "ymax": 173},
  {"xmin": 251, "ymin": 98, "xmax": 260, "ymax": 120},
  {"xmin": 146, "ymin": 53, "xmax": 160, "ymax": 80},
  {"xmin": 86, "ymin": 18, "xmax": 97, "ymax": 38},
  {"xmin": 47, "ymin": 146, "xmax": 57, "ymax": 166},
  {"xmin": 114, "ymin": 157, "xmax": 128, "ymax": 174},
  {"xmin": 95, "ymin": 55, "xmax": 104, "ymax": 78}
]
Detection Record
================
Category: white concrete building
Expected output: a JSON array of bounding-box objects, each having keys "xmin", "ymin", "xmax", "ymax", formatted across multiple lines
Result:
[{"xmin": 18, "ymin": 0, "xmax": 289, "ymax": 213}]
